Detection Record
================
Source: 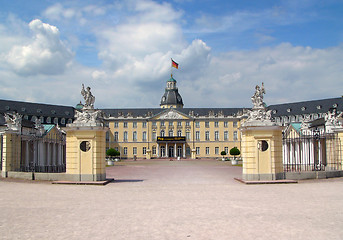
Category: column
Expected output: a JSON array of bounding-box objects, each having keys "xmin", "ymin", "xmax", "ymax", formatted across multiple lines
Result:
[
  {"xmin": 166, "ymin": 143, "xmax": 168, "ymax": 157},
  {"xmin": 174, "ymin": 143, "xmax": 176, "ymax": 157},
  {"xmin": 183, "ymin": 143, "xmax": 185, "ymax": 158},
  {"xmin": 157, "ymin": 143, "xmax": 159, "ymax": 158}
]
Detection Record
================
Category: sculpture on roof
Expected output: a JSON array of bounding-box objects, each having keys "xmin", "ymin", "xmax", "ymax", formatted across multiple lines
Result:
[
  {"xmin": 4, "ymin": 112, "xmax": 22, "ymax": 131},
  {"xmin": 81, "ymin": 84, "xmax": 95, "ymax": 110}
]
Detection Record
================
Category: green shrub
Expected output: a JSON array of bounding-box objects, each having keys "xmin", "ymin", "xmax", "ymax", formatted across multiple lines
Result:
[
  {"xmin": 230, "ymin": 147, "xmax": 240, "ymax": 159},
  {"xmin": 220, "ymin": 151, "xmax": 227, "ymax": 156},
  {"xmin": 106, "ymin": 148, "xmax": 120, "ymax": 158}
]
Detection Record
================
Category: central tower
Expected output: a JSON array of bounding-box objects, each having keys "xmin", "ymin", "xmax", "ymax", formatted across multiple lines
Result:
[{"xmin": 160, "ymin": 74, "xmax": 184, "ymax": 109}]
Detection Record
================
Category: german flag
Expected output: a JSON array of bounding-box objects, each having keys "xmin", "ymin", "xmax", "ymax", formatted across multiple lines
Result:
[{"xmin": 171, "ymin": 59, "xmax": 179, "ymax": 69}]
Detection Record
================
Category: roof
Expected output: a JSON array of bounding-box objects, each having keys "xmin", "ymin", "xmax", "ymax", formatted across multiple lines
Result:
[
  {"xmin": 0, "ymin": 99, "xmax": 74, "ymax": 118},
  {"xmin": 290, "ymin": 123, "xmax": 302, "ymax": 133},
  {"xmin": 102, "ymin": 107, "xmax": 245, "ymax": 118},
  {"xmin": 43, "ymin": 124, "xmax": 55, "ymax": 133},
  {"xmin": 160, "ymin": 89, "xmax": 184, "ymax": 106},
  {"xmin": 268, "ymin": 97, "xmax": 343, "ymax": 117}
]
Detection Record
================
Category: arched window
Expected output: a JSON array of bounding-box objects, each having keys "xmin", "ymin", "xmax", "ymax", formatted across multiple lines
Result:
[
  {"xmin": 160, "ymin": 130, "xmax": 165, "ymax": 137},
  {"xmin": 169, "ymin": 130, "xmax": 173, "ymax": 137},
  {"xmin": 177, "ymin": 130, "xmax": 182, "ymax": 136}
]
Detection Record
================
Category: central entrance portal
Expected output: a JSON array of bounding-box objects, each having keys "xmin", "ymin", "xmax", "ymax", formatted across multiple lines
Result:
[{"xmin": 156, "ymin": 136, "xmax": 186, "ymax": 158}]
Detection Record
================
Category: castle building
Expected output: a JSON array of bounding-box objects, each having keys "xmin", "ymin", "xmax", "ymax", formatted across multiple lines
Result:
[{"xmin": 0, "ymin": 75, "xmax": 342, "ymax": 160}]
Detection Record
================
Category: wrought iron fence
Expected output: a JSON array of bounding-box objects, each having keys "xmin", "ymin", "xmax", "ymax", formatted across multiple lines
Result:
[{"xmin": 283, "ymin": 130, "xmax": 341, "ymax": 172}]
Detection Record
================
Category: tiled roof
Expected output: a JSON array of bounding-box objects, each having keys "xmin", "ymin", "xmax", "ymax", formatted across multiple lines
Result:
[
  {"xmin": 0, "ymin": 99, "xmax": 74, "ymax": 118},
  {"xmin": 268, "ymin": 97, "xmax": 343, "ymax": 117}
]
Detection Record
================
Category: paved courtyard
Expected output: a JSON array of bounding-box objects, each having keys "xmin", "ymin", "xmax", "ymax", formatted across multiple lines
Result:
[{"xmin": 1, "ymin": 159, "xmax": 343, "ymax": 240}]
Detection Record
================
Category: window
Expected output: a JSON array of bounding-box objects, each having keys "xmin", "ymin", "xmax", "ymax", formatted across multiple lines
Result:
[
  {"xmin": 215, "ymin": 147, "xmax": 219, "ymax": 155},
  {"xmin": 133, "ymin": 131, "xmax": 137, "ymax": 141},
  {"xmin": 124, "ymin": 122, "xmax": 128, "ymax": 128},
  {"xmin": 186, "ymin": 147, "xmax": 190, "ymax": 155},
  {"xmin": 196, "ymin": 131, "xmax": 200, "ymax": 140},
  {"xmin": 224, "ymin": 131, "xmax": 228, "ymax": 141},
  {"xmin": 142, "ymin": 122, "xmax": 147, "ymax": 128},
  {"xmin": 205, "ymin": 131, "xmax": 210, "ymax": 141},
  {"xmin": 68, "ymin": 119, "xmax": 73, "ymax": 124},
  {"xmin": 114, "ymin": 132, "xmax": 119, "ymax": 141},
  {"xmin": 40, "ymin": 116, "xmax": 44, "ymax": 123},
  {"xmin": 196, "ymin": 147, "xmax": 200, "ymax": 155},
  {"xmin": 177, "ymin": 130, "xmax": 182, "ymax": 137},
  {"xmin": 152, "ymin": 122, "xmax": 157, "ymax": 127},
  {"xmin": 133, "ymin": 122, "xmax": 137, "ymax": 128},
  {"xmin": 161, "ymin": 121, "xmax": 165, "ymax": 126},
  {"xmin": 214, "ymin": 121, "xmax": 219, "ymax": 127},
  {"xmin": 106, "ymin": 132, "xmax": 110, "ymax": 141},
  {"xmin": 215, "ymin": 131, "xmax": 219, "ymax": 141},
  {"xmin": 124, "ymin": 147, "xmax": 127, "ymax": 155},
  {"xmin": 142, "ymin": 131, "xmax": 147, "ymax": 141},
  {"xmin": 160, "ymin": 130, "xmax": 165, "ymax": 137},
  {"xmin": 224, "ymin": 121, "xmax": 228, "ymax": 127},
  {"xmin": 54, "ymin": 118, "xmax": 58, "ymax": 124},
  {"xmin": 115, "ymin": 147, "xmax": 119, "ymax": 152},
  {"xmin": 206, "ymin": 147, "xmax": 210, "ymax": 155},
  {"xmin": 133, "ymin": 147, "xmax": 137, "ymax": 155},
  {"xmin": 169, "ymin": 121, "xmax": 173, "ymax": 126},
  {"xmin": 61, "ymin": 118, "xmax": 65, "ymax": 124},
  {"xmin": 177, "ymin": 121, "xmax": 182, "ymax": 127},
  {"xmin": 233, "ymin": 131, "xmax": 238, "ymax": 141},
  {"xmin": 152, "ymin": 146, "xmax": 156, "ymax": 155},
  {"xmin": 169, "ymin": 130, "xmax": 173, "ymax": 137},
  {"xmin": 143, "ymin": 147, "xmax": 146, "ymax": 155},
  {"xmin": 233, "ymin": 121, "xmax": 238, "ymax": 127},
  {"xmin": 195, "ymin": 121, "xmax": 200, "ymax": 128},
  {"xmin": 186, "ymin": 121, "xmax": 190, "ymax": 127},
  {"xmin": 205, "ymin": 121, "xmax": 209, "ymax": 128},
  {"xmin": 152, "ymin": 132, "xmax": 157, "ymax": 140},
  {"xmin": 186, "ymin": 132, "xmax": 190, "ymax": 140},
  {"xmin": 114, "ymin": 122, "xmax": 118, "ymax": 128},
  {"xmin": 225, "ymin": 147, "xmax": 228, "ymax": 154},
  {"xmin": 124, "ymin": 131, "xmax": 128, "ymax": 141},
  {"xmin": 31, "ymin": 116, "xmax": 37, "ymax": 122},
  {"xmin": 46, "ymin": 117, "xmax": 51, "ymax": 123}
]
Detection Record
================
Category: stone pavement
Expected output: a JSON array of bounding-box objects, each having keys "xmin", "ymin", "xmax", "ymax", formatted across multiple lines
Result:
[{"xmin": 1, "ymin": 159, "xmax": 343, "ymax": 240}]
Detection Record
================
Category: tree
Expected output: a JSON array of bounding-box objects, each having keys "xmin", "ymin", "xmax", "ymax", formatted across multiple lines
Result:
[
  {"xmin": 106, "ymin": 148, "xmax": 120, "ymax": 159},
  {"xmin": 230, "ymin": 147, "xmax": 240, "ymax": 160}
]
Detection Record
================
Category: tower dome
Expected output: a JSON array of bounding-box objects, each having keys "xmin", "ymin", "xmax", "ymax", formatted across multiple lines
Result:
[{"xmin": 160, "ymin": 75, "xmax": 184, "ymax": 109}]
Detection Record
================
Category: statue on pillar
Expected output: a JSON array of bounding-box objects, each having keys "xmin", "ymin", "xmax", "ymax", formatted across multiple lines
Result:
[
  {"xmin": 81, "ymin": 84, "xmax": 95, "ymax": 110},
  {"xmin": 251, "ymin": 82, "xmax": 265, "ymax": 109},
  {"xmin": 70, "ymin": 84, "xmax": 104, "ymax": 127},
  {"xmin": 243, "ymin": 83, "xmax": 276, "ymax": 126}
]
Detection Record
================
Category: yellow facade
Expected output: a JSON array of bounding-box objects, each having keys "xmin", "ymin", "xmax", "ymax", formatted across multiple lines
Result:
[
  {"xmin": 65, "ymin": 127, "xmax": 107, "ymax": 181},
  {"xmin": 106, "ymin": 109, "xmax": 242, "ymax": 159}
]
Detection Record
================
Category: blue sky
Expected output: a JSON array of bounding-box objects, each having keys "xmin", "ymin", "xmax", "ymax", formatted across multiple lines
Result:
[{"xmin": 0, "ymin": 0, "xmax": 343, "ymax": 108}]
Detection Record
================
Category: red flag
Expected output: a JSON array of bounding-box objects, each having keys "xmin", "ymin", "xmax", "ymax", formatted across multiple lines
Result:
[{"xmin": 171, "ymin": 59, "xmax": 179, "ymax": 69}]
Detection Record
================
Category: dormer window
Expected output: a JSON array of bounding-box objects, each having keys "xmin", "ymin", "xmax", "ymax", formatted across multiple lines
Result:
[
  {"xmin": 51, "ymin": 110, "xmax": 56, "ymax": 114},
  {"xmin": 287, "ymin": 108, "xmax": 291, "ymax": 112},
  {"xmin": 301, "ymin": 107, "xmax": 306, "ymax": 111},
  {"xmin": 272, "ymin": 110, "xmax": 277, "ymax": 114},
  {"xmin": 333, "ymin": 103, "xmax": 338, "ymax": 108},
  {"xmin": 65, "ymin": 111, "xmax": 70, "ymax": 115},
  {"xmin": 5, "ymin": 106, "xmax": 10, "ymax": 110},
  {"xmin": 37, "ymin": 109, "xmax": 41, "ymax": 113},
  {"xmin": 21, "ymin": 107, "xmax": 26, "ymax": 112},
  {"xmin": 317, "ymin": 105, "xmax": 322, "ymax": 110}
]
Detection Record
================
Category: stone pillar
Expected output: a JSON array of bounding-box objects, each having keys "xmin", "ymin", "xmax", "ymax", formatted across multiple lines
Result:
[
  {"xmin": 166, "ymin": 143, "xmax": 168, "ymax": 157},
  {"xmin": 1, "ymin": 132, "xmax": 21, "ymax": 177},
  {"xmin": 64, "ymin": 126, "xmax": 108, "ymax": 181},
  {"xmin": 191, "ymin": 148, "xmax": 196, "ymax": 159},
  {"xmin": 335, "ymin": 129, "xmax": 343, "ymax": 170},
  {"xmin": 183, "ymin": 143, "xmax": 186, "ymax": 158},
  {"xmin": 157, "ymin": 143, "xmax": 159, "ymax": 157},
  {"xmin": 146, "ymin": 149, "xmax": 151, "ymax": 159},
  {"xmin": 241, "ymin": 125, "xmax": 284, "ymax": 181}
]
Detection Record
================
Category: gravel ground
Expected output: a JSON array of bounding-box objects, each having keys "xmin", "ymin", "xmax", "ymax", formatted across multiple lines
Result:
[{"xmin": 1, "ymin": 159, "xmax": 343, "ymax": 240}]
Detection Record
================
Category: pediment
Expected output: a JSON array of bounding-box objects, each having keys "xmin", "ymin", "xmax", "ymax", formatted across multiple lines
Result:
[{"xmin": 152, "ymin": 109, "xmax": 190, "ymax": 120}]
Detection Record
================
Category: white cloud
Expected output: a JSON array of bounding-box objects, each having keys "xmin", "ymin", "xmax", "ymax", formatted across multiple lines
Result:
[{"xmin": 5, "ymin": 19, "xmax": 73, "ymax": 76}]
